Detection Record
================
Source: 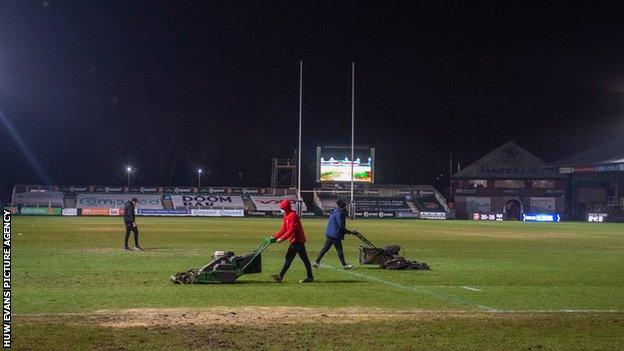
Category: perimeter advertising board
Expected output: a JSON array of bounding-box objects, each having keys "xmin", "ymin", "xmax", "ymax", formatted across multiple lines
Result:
[
  {"xmin": 419, "ymin": 212, "xmax": 446, "ymax": 220},
  {"xmin": 171, "ymin": 195, "xmax": 245, "ymax": 209},
  {"xmin": 19, "ymin": 207, "xmax": 61, "ymax": 215},
  {"xmin": 76, "ymin": 194, "xmax": 163, "ymax": 209},
  {"xmin": 191, "ymin": 209, "xmax": 244, "ymax": 217},
  {"xmin": 137, "ymin": 209, "xmax": 191, "ymax": 216}
]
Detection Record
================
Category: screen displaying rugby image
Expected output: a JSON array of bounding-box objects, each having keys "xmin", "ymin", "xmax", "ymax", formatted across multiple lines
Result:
[{"xmin": 316, "ymin": 146, "xmax": 375, "ymax": 182}]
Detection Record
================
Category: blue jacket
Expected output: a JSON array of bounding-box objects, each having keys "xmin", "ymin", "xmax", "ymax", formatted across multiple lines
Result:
[{"xmin": 325, "ymin": 208, "xmax": 346, "ymax": 239}]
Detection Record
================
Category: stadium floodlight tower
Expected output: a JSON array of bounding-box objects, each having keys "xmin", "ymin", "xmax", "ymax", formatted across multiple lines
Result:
[
  {"xmin": 197, "ymin": 168, "xmax": 203, "ymax": 187},
  {"xmin": 126, "ymin": 166, "xmax": 133, "ymax": 187}
]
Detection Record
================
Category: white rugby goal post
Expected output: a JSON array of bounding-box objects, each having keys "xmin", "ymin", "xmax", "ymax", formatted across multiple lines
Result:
[{"xmin": 295, "ymin": 62, "xmax": 358, "ymax": 219}]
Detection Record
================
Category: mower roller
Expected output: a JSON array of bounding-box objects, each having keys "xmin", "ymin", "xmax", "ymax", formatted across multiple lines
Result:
[
  {"xmin": 349, "ymin": 230, "xmax": 430, "ymax": 270},
  {"xmin": 170, "ymin": 236, "xmax": 274, "ymax": 284}
]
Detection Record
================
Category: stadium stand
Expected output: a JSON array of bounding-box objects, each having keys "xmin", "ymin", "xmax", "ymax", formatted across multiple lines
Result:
[
  {"xmin": 315, "ymin": 194, "xmax": 416, "ymax": 218},
  {"xmin": 9, "ymin": 184, "xmax": 448, "ymax": 219},
  {"xmin": 240, "ymin": 196, "xmax": 256, "ymax": 212},
  {"xmin": 313, "ymin": 185, "xmax": 448, "ymax": 219},
  {"xmin": 12, "ymin": 191, "xmax": 64, "ymax": 208},
  {"xmin": 413, "ymin": 191, "xmax": 446, "ymax": 212},
  {"xmin": 249, "ymin": 195, "xmax": 307, "ymax": 211},
  {"xmin": 63, "ymin": 194, "xmax": 77, "ymax": 209}
]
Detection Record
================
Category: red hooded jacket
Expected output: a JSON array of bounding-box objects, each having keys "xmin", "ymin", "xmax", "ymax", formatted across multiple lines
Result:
[{"xmin": 273, "ymin": 199, "xmax": 306, "ymax": 244}]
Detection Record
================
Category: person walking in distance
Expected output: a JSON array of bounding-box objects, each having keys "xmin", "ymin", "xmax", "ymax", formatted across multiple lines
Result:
[
  {"xmin": 123, "ymin": 198, "xmax": 143, "ymax": 251},
  {"xmin": 271, "ymin": 199, "xmax": 314, "ymax": 283}
]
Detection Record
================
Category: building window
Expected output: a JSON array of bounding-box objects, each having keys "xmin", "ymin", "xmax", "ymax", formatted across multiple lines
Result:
[
  {"xmin": 467, "ymin": 180, "xmax": 487, "ymax": 188},
  {"xmin": 494, "ymin": 180, "xmax": 525, "ymax": 188},
  {"xmin": 531, "ymin": 180, "xmax": 554, "ymax": 188}
]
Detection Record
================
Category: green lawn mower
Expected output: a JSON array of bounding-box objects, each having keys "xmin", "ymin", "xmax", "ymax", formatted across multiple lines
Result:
[{"xmin": 170, "ymin": 237, "xmax": 274, "ymax": 284}]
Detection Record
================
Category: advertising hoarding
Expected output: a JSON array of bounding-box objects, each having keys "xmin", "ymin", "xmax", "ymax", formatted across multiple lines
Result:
[
  {"xmin": 419, "ymin": 212, "xmax": 446, "ymax": 220},
  {"xmin": 587, "ymin": 213, "xmax": 608, "ymax": 222},
  {"xmin": 355, "ymin": 210, "xmax": 396, "ymax": 218},
  {"xmin": 191, "ymin": 209, "xmax": 244, "ymax": 217},
  {"xmin": 353, "ymin": 198, "xmax": 410, "ymax": 212},
  {"xmin": 137, "ymin": 209, "xmax": 191, "ymax": 216},
  {"xmin": 62, "ymin": 208, "xmax": 78, "ymax": 216},
  {"xmin": 522, "ymin": 213, "xmax": 560, "ymax": 222},
  {"xmin": 171, "ymin": 195, "xmax": 245, "ymax": 209},
  {"xmin": 472, "ymin": 212, "xmax": 503, "ymax": 221},
  {"xmin": 80, "ymin": 208, "xmax": 123, "ymax": 216},
  {"xmin": 19, "ymin": 207, "xmax": 61, "ymax": 215},
  {"xmin": 76, "ymin": 194, "xmax": 163, "ymax": 209}
]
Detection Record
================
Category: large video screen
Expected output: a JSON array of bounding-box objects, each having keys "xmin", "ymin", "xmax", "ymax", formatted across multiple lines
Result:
[{"xmin": 316, "ymin": 146, "xmax": 375, "ymax": 182}]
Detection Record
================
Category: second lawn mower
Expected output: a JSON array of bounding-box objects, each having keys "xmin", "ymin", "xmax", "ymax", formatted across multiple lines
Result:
[{"xmin": 349, "ymin": 230, "xmax": 430, "ymax": 270}]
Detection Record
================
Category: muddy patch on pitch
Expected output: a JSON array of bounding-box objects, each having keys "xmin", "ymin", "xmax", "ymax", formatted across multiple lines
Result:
[
  {"xmin": 75, "ymin": 308, "xmax": 498, "ymax": 328},
  {"xmin": 80, "ymin": 248, "xmax": 122, "ymax": 254},
  {"xmin": 18, "ymin": 308, "xmax": 621, "ymax": 329},
  {"xmin": 77, "ymin": 227, "xmax": 122, "ymax": 233},
  {"xmin": 80, "ymin": 247, "xmax": 169, "ymax": 254}
]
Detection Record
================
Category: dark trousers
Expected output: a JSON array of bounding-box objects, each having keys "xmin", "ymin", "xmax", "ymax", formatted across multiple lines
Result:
[
  {"xmin": 124, "ymin": 222, "xmax": 139, "ymax": 247},
  {"xmin": 279, "ymin": 242, "xmax": 313, "ymax": 279},
  {"xmin": 315, "ymin": 237, "xmax": 347, "ymax": 266}
]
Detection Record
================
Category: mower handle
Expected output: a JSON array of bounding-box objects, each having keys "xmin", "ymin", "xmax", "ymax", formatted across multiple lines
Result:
[
  {"xmin": 252, "ymin": 237, "xmax": 274, "ymax": 252},
  {"xmin": 349, "ymin": 230, "xmax": 377, "ymax": 249},
  {"xmin": 240, "ymin": 237, "xmax": 274, "ymax": 272}
]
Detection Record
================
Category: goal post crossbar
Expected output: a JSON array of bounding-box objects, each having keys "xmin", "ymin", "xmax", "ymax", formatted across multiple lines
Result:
[{"xmin": 297, "ymin": 190, "xmax": 353, "ymax": 194}]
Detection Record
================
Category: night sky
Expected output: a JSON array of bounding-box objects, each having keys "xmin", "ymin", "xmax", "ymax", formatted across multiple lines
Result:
[{"xmin": 2, "ymin": 2, "xmax": 624, "ymax": 197}]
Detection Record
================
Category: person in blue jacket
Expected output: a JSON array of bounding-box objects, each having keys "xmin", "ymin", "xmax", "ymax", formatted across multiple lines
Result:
[{"xmin": 313, "ymin": 200, "xmax": 353, "ymax": 269}]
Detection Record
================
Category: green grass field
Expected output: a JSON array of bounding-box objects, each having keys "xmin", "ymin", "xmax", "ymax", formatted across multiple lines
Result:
[{"xmin": 13, "ymin": 217, "xmax": 624, "ymax": 350}]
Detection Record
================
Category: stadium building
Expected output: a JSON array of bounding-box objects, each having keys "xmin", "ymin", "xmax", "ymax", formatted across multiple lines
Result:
[
  {"xmin": 547, "ymin": 136, "xmax": 624, "ymax": 222},
  {"xmin": 451, "ymin": 141, "xmax": 567, "ymax": 220},
  {"xmin": 314, "ymin": 183, "xmax": 448, "ymax": 219}
]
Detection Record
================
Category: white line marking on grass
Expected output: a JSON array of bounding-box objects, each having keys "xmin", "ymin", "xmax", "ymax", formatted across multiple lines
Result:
[
  {"xmin": 320, "ymin": 264, "xmax": 500, "ymax": 312},
  {"xmin": 461, "ymin": 286, "xmax": 481, "ymax": 292}
]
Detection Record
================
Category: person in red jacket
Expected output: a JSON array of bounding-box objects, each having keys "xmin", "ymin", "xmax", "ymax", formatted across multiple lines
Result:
[{"xmin": 270, "ymin": 199, "xmax": 314, "ymax": 283}]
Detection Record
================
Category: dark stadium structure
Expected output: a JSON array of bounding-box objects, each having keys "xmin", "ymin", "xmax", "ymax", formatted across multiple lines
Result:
[
  {"xmin": 547, "ymin": 136, "xmax": 624, "ymax": 222},
  {"xmin": 451, "ymin": 142, "xmax": 567, "ymax": 220}
]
